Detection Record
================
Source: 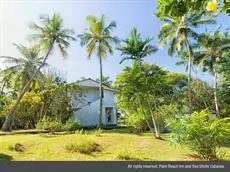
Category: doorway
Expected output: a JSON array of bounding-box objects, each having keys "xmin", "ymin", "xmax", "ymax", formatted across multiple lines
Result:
[{"xmin": 105, "ymin": 107, "xmax": 113, "ymax": 124}]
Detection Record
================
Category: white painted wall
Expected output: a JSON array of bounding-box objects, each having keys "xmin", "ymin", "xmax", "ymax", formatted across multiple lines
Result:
[{"xmin": 72, "ymin": 86, "xmax": 117, "ymax": 126}]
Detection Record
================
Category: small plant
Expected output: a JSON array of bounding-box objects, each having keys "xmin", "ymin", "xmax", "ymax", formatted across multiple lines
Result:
[
  {"xmin": 167, "ymin": 109, "xmax": 230, "ymax": 160},
  {"xmin": 36, "ymin": 116, "xmax": 62, "ymax": 133},
  {"xmin": 93, "ymin": 128, "xmax": 103, "ymax": 137},
  {"xmin": 63, "ymin": 118, "xmax": 81, "ymax": 131},
  {"xmin": 75, "ymin": 129, "xmax": 85, "ymax": 135},
  {"xmin": 8, "ymin": 143, "xmax": 25, "ymax": 152},
  {"xmin": 114, "ymin": 149, "xmax": 138, "ymax": 160},
  {"xmin": 65, "ymin": 137, "xmax": 101, "ymax": 154}
]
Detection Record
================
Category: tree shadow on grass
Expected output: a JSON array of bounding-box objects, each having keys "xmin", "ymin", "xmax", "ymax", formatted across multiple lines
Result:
[{"xmin": 0, "ymin": 153, "xmax": 13, "ymax": 160}]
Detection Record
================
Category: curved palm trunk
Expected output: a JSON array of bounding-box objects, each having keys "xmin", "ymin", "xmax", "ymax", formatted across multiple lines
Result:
[
  {"xmin": 0, "ymin": 80, "xmax": 7, "ymax": 97},
  {"xmin": 213, "ymin": 72, "xmax": 220, "ymax": 117},
  {"xmin": 185, "ymin": 39, "xmax": 192, "ymax": 115},
  {"xmin": 1, "ymin": 41, "xmax": 54, "ymax": 131},
  {"xmin": 98, "ymin": 55, "xmax": 103, "ymax": 128}
]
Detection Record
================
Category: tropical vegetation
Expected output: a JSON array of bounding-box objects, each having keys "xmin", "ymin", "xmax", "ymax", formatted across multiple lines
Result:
[
  {"xmin": 0, "ymin": 0, "xmax": 230, "ymax": 161},
  {"xmin": 78, "ymin": 15, "xmax": 119, "ymax": 128}
]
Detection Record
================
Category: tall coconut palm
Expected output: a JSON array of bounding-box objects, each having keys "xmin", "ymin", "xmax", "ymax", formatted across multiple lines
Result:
[
  {"xmin": 78, "ymin": 15, "xmax": 119, "ymax": 128},
  {"xmin": 158, "ymin": 10, "xmax": 215, "ymax": 114},
  {"xmin": 117, "ymin": 27, "xmax": 157, "ymax": 65},
  {"xmin": 194, "ymin": 28, "xmax": 230, "ymax": 117},
  {"xmin": 0, "ymin": 70, "xmax": 12, "ymax": 96},
  {"xmin": 0, "ymin": 44, "xmax": 45, "ymax": 92},
  {"xmin": 96, "ymin": 76, "xmax": 113, "ymax": 88},
  {"xmin": 1, "ymin": 13, "xmax": 76, "ymax": 131}
]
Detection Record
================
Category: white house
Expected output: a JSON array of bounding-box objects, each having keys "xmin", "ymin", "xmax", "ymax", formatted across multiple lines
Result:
[{"xmin": 71, "ymin": 78, "xmax": 118, "ymax": 127}]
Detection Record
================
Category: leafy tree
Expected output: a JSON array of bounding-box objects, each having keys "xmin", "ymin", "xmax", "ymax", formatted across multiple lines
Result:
[
  {"xmin": 39, "ymin": 82, "xmax": 81, "ymax": 123},
  {"xmin": 117, "ymin": 28, "xmax": 157, "ymax": 64},
  {"xmin": 154, "ymin": 104, "xmax": 188, "ymax": 132},
  {"xmin": 222, "ymin": 0, "xmax": 230, "ymax": 15},
  {"xmin": 165, "ymin": 72, "xmax": 188, "ymax": 106},
  {"xmin": 1, "ymin": 13, "xmax": 76, "ymax": 131},
  {"xmin": 190, "ymin": 79, "xmax": 215, "ymax": 112},
  {"xmin": 194, "ymin": 29, "xmax": 230, "ymax": 117},
  {"xmin": 218, "ymin": 51, "xmax": 230, "ymax": 117},
  {"xmin": 158, "ymin": 10, "xmax": 214, "ymax": 114},
  {"xmin": 115, "ymin": 62, "xmax": 173, "ymax": 138},
  {"xmin": 1, "ymin": 91, "xmax": 42, "ymax": 129},
  {"xmin": 155, "ymin": 0, "xmax": 208, "ymax": 20},
  {"xmin": 155, "ymin": 0, "xmax": 230, "ymax": 17},
  {"xmin": 78, "ymin": 15, "xmax": 119, "ymax": 128}
]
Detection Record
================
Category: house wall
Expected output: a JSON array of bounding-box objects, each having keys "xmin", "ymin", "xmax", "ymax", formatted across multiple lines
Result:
[{"xmin": 72, "ymin": 87, "xmax": 117, "ymax": 126}]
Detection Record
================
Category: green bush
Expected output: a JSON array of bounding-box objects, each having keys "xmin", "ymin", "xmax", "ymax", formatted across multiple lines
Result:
[
  {"xmin": 167, "ymin": 109, "xmax": 230, "ymax": 160},
  {"xmin": 75, "ymin": 129, "xmax": 85, "ymax": 135},
  {"xmin": 65, "ymin": 137, "xmax": 101, "ymax": 154},
  {"xmin": 63, "ymin": 118, "xmax": 81, "ymax": 131},
  {"xmin": 36, "ymin": 116, "xmax": 62, "ymax": 132},
  {"xmin": 93, "ymin": 128, "xmax": 104, "ymax": 137},
  {"xmin": 114, "ymin": 149, "xmax": 139, "ymax": 160},
  {"xmin": 127, "ymin": 110, "xmax": 148, "ymax": 133},
  {"xmin": 2, "ymin": 92, "xmax": 42, "ymax": 129},
  {"xmin": 154, "ymin": 104, "xmax": 188, "ymax": 132}
]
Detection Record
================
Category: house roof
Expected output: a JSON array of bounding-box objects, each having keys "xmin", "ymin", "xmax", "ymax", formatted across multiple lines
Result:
[{"xmin": 76, "ymin": 78, "xmax": 118, "ymax": 92}]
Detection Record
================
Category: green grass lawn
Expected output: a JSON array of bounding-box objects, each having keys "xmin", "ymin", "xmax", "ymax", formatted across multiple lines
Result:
[{"xmin": 0, "ymin": 128, "xmax": 230, "ymax": 161}]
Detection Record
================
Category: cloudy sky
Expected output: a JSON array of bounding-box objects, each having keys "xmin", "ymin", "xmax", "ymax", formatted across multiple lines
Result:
[{"xmin": 1, "ymin": 0, "xmax": 230, "ymax": 83}]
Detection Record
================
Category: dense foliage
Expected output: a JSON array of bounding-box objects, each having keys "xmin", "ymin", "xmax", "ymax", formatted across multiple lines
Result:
[
  {"xmin": 167, "ymin": 109, "xmax": 230, "ymax": 160},
  {"xmin": 0, "ymin": 2, "xmax": 229, "ymax": 161},
  {"xmin": 156, "ymin": 0, "xmax": 229, "ymax": 19},
  {"xmin": 0, "ymin": 74, "xmax": 83, "ymax": 129},
  {"xmin": 114, "ymin": 62, "xmax": 188, "ymax": 137}
]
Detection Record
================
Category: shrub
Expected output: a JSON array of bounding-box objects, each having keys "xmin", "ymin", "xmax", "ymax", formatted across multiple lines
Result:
[
  {"xmin": 167, "ymin": 109, "xmax": 230, "ymax": 160},
  {"xmin": 127, "ymin": 110, "xmax": 148, "ymax": 133},
  {"xmin": 75, "ymin": 129, "xmax": 85, "ymax": 135},
  {"xmin": 65, "ymin": 137, "xmax": 100, "ymax": 154},
  {"xmin": 154, "ymin": 104, "xmax": 188, "ymax": 132},
  {"xmin": 114, "ymin": 149, "xmax": 138, "ymax": 160},
  {"xmin": 63, "ymin": 118, "xmax": 81, "ymax": 131},
  {"xmin": 8, "ymin": 143, "xmax": 25, "ymax": 152},
  {"xmin": 36, "ymin": 116, "xmax": 62, "ymax": 132},
  {"xmin": 93, "ymin": 128, "xmax": 103, "ymax": 137},
  {"xmin": 2, "ymin": 92, "xmax": 42, "ymax": 129}
]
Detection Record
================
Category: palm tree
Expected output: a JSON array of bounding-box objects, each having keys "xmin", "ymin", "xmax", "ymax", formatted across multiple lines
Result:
[
  {"xmin": 0, "ymin": 44, "xmax": 45, "ymax": 92},
  {"xmin": 1, "ymin": 13, "xmax": 76, "ymax": 131},
  {"xmin": 78, "ymin": 15, "xmax": 119, "ymax": 128},
  {"xmin": 117, "ymin": 27, "xmax": 157, "ymax": 65},
  {"xmin": 175, "ymin": 52, "xmax": 198, "ymax": 76},
  {"xmin": 194, "ymin": 28, "xmax": 230, "ymax": 117},
  {"xmin": 96, "ymin": 76, "xmax": 113, "ymax": 87},
  {"xmin": 158, "ymin": 10, "xmax": 215, "ymax": 114},
  {"xmin": 0, "ymin": 70, "xmax": 12, "ymax": 96}
]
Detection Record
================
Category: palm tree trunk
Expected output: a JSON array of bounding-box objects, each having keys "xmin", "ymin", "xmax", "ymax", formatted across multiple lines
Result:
[
  {"xmin": 146, "ymin": 96, "xmax": 161, "ymax": 139},
  {"xmin": 1, "ymin": 41, "xmax": 54, "ymax": 131},
  {"xmin": 213, "ymin": 72, "xmax": 220, "ymax": 117},
  {"xmin": 0, "ymin": 80, "xmax": 7, "ymax": 97},
  {"xmin": 185, "ymin": 38, "xmax": 192, "ymax": 115},
  {"xmin": 98, "ymin": 55, "xmax": 103, "ymax": 128}
]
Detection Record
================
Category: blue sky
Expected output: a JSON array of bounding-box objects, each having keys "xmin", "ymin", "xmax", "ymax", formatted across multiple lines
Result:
[{"xmin": 0, "ymin": 0, "xmax": 230, "ymax": 84}]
